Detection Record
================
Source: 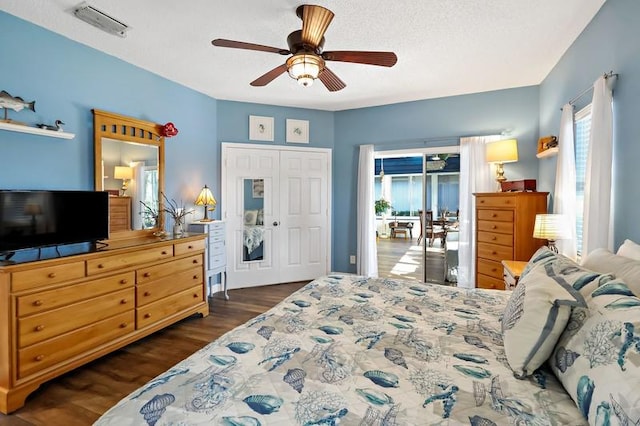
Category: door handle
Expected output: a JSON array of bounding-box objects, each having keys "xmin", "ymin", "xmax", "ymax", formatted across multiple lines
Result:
[{"xmin": 273, "ymin": 221, "xmax": 279, "ymax": 226}]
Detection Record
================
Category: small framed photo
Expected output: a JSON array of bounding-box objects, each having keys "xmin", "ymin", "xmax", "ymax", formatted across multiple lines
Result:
[
  {"xmin": 286, "ymin": 119, "xmax": 309, "ymax": 144},
  {"xmin": 249, "ymin": 115, "xmax": 274, "ymax": 141}
]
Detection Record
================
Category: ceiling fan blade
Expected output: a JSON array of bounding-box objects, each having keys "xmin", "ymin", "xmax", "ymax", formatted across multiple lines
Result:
[
  {"xmin": 299, "ymin": 5, "xmax": 334, "ymax": 48},
  {"xmin": 322, "ymin": 51, "xmax": 398, "ymax": 67},
  {"xmin": 250, "ymin": 64, "xmax": 288, "ymax": 87},
  {"xmin": 212, "ymin": 39, "xmax": 290, "ymax": 55},
  {"xmin": 318, "ymin": 67, "xmax": 346, "ymax": 92}
]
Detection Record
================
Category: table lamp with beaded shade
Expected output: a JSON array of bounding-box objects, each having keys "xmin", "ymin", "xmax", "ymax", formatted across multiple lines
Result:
[{"xmin": 195, "ymin": 185, "xmax": 217, "ymax": 222}]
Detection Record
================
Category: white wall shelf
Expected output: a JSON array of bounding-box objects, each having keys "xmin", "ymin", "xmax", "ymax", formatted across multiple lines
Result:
[
  {"xmin": 0, "ymin": 121, "xmax": 75, "ymax": 139},
  {"xmin": 536, "ymin": 147, "xmax": 558, "ymax": 159}
]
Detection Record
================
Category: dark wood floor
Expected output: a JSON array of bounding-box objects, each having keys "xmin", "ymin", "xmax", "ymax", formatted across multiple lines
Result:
[
  {"xmin": 376, "ymin": 235, "xmax": 447, "ymax": 284},
  {"xmin": 0, "ymin": 281, "xmax": 308, "ymax": 426}
]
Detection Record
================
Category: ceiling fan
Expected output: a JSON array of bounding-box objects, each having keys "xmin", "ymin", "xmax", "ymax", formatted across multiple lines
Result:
[{"xmin": 211, "ymin": 4, "xmax": 398, "ymax": 92}]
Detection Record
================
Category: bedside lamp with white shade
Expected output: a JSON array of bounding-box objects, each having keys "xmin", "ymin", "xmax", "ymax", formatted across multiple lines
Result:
[
  {"xmin": 533, "ymin": 214, "xmax": 571, "ymax": 253},
  {"xmin": 486, "ymin": 139, "xmax": 519, "ymax": 188}
]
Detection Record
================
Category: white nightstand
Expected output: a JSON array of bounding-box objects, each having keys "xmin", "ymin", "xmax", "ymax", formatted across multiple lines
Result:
[{"xmin": 188, "ymin": 221, "xmax": 228, "ymax": 300}]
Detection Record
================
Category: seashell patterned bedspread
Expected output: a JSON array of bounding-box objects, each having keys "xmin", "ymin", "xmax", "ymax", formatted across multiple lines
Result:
[{"xmin": 94, "ymin": 274, "xmax": 586, "ymax": 425}]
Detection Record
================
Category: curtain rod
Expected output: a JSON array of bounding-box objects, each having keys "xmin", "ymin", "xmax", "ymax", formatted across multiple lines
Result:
[
  {"xmin": 373, "ymin": 131, "xmax": 505, "ymax": 150},
  {"xmin": 561, "ymin": 71, "xmax": 618, "ymax": 110}
]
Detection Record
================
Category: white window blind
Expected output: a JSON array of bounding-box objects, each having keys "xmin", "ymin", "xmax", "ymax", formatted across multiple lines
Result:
[{"xmin": 574, "ymin": 104, "xmax": 592, "ymax": 257}]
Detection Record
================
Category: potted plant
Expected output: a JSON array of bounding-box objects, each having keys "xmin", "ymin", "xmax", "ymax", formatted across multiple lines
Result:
[{"xmin": 374, "ymin": 198, "xmax": 392, "ymax": 215}]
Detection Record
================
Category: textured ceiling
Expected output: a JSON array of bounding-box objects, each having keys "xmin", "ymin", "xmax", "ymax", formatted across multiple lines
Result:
[{"xmin": 2, "ymin": 0, "xmax": 606, "ymax": 111}]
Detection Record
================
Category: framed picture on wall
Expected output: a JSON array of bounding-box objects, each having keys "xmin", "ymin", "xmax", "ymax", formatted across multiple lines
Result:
[
  {"xmin": 286, "ymin": 119, "xmax": 309, "ymax": 143},
  {"xmin": 249, "ymin": 115, "xmax": 274, "ymax": 141}
]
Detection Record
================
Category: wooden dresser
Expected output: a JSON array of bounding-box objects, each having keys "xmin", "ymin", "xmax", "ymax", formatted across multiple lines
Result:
[
  {"xmin": 0, "ymin": 233, "xmax": 207, "ymax": 414},
  {"xmin": 108, "ymin": 196, "xmax": 132, "ymax": 233},
  {"xmin": 474, "ymin": 192, "xmax": 548, "ymax": 290}
]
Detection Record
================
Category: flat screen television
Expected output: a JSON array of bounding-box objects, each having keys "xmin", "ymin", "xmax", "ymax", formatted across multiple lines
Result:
[{"xmin": 0, "ymin": 190, "xmax": 109, "ymax": 255}]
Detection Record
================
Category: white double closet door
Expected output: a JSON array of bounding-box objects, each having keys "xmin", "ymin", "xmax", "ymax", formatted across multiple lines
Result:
[{"xmin": 222, "ymin": 143, "xmax": 332, "ymax": 289}]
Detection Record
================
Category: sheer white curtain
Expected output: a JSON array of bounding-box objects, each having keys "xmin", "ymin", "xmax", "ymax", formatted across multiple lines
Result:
[
  {"xmin": 357, "ymin": 144, "xmax": 378, "ymax": 277},
  {"xmin": 457, "ymin": 136, "xmax": 497, "ymax": 288},
  {"xmin": 583, "ymin": 76, "xmax": 614, "ymax": 255},
  {"xmin": 554, "ymin": 104, "xmax": 577, "ymax": 259}
]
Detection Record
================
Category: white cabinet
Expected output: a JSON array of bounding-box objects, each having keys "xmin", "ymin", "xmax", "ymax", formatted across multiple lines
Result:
[{"xmin": 188, "ymin": 221, "xmax": 228, "ymax": 299}]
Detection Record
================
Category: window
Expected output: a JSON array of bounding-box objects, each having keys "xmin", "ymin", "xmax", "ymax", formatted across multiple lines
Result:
[{"xmin": 574, "ymin": 104, "xmax": 592, "ymax": 257}]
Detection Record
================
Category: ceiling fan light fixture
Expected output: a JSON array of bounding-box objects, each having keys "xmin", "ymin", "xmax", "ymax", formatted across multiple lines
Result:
[{"xmin": 286, "ymin": 53, "xmax": 324, "ymax": 87}]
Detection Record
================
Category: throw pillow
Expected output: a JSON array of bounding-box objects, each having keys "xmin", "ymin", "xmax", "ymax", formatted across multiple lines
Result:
[
  {"xmin": 617, "ymin": 239, "xmax": 640, "ymax": 261},
  {"xmin": 502, "ymin": 261, "xmax": 587, "ymax": 378},
  {"xmin": 244, "ymin": 209, "xmax": 258, "ymax": 226},
  {"xmin": 582, "ymin": 248, "xmax": 640, "ymax": 296},
  {"xmin": 549, "ymin": 279, "xmax": 640, "ymax": 423}
]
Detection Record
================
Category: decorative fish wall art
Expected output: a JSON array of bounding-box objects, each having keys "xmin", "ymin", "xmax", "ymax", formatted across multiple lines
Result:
[{"xmin": 0, "ymin": 90, "xmax": 35, "ymax": 119}]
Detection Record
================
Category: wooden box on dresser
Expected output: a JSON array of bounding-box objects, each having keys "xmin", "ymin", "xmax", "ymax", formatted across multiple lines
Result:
[
  {"xmin": 0, "ymin": 233, "xmax": 208, "ymax": 414},
  {"xmin": 474, "ymin": 192, "xmax": 548, "ymax": 290}
]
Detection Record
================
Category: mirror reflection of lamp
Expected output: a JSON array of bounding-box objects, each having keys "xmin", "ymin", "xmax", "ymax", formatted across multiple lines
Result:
[
  {"xmin": 486, "ymin": 139, "xmax": 519, "ymax": 191},
  {"xmin": 195, "ymin": 185, "xmax": 217, "ymax": 222},
  {"xmin": 24, "ymin": 203, "xmax": 42, "ymax": 234},
  {"xmin": 114, "ymin": 166, "xmax": 133, "ymax": 195},
  {"xmin": 533, "ymin": 214, "xmax": 571, "ymax": 253}
]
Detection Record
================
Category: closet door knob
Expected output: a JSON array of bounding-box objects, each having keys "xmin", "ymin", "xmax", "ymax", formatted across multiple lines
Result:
[{"xmin": 273, "ymin": 221, "xmax": 280, "ymax": 227}]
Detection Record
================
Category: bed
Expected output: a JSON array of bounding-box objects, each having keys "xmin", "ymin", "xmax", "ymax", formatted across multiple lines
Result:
[{"xmin": 95, "ymin": 244, "xmax": 640, "ymax": 425}]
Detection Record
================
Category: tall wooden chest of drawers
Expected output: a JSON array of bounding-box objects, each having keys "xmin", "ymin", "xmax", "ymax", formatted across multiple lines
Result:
[{"xmin": 474, "ymin": 192, "xmax": 548, "ymax": 290}]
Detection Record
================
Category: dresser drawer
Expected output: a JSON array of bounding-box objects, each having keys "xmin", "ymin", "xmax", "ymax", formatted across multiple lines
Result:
[
  {"xmin": 209, "ymin": 226, "xmax": 225, "ymax": 242},
  {"xmin": 210, "ymin": 241, "xmax": 225, "ymax": 256},
  {"xmin": 18, "ymin": 311, "xmax": 134, "ymax": 379},
  {"xmin": 17, "ymin": 271, "xmax": 134, "ymax": 317},
  {"xmin": 137, "ymin": 254, "xmax": 202, "ymax": 285},
  {"xmin": 477, "ymin": 242, "xmax": 513, "ymax": 262},
  {"xmin": 477, "ymin": 231, "xmax": 513, "ymax": 246},
  {"xmin": 477, "ymin": 220, "xmax": 514, "ymax": 235},
  {"xmin": 11, "ymin": 261, "xmax": 85, "ymax": 292},
  {"xmin": 137, "ymin": 266, "xmax": 203, "ymax": 306},
  {"xmin": 87, "ymin": 247, "xmax": 173, "ymax": 275},
  {"xmin": 18, "ymin": 287, "xmax": 134, "ymax": 348},
  {"xmin": 476, "ymin": 196, "xmax": 517, "ymax": 208},
  {"xmin": 210, "ymin": 252, "xmax": 226, "ymax": 270},
  {"xmin": 477, "ymin": 258, "xmax": 504, "ymax": 280},
  {"xmin": 136, "ymin": 285, "xmax": 204, "ymax": 329},
  {"xmin": 477, "ymin": 274, "xmax": 506, "ymax": 290},
  {"xmin": 174, "ymin": 239, "xmax": 205, "ymax": 256},
  {"xmin": 477, "ymin": 209, "xmax": 514, "ymax": 222}
]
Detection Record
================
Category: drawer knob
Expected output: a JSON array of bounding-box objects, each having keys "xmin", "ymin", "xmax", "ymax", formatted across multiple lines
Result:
[
  {"xmin": 33, "ymin": 300, "xmax": 43, "ymax": 306},
  {"xmin": 162, "ymin": 251, "xmax": 168, "ymax": 255},
  {"xmin": 144, "ymin": 272, "xmax": 151, "ymax": 278},
  {"xmin": 35, "ymin": 355, "xmax": 45, "ymax": 362},
  {"xmin": 492, "ymin": 225, "xmax": 497, "ymax": 229},
  {"xmin": 35, "ymin": 325, "xmax": 45, "ymax": 332},
  {"xmin": 144, "ymin": 313, "xmax": 151, "ymax": 319},
  {"xmin": 193, "ymin": 259, "xmax": 198, "ymax": 264},
  {"xmin": 480, "ymin": 200, "xmax": 485, "ymax": 203},
  {"xmin": 492, "ymin": 213, "xmax": 497, "ymax": 217},
  {"xmin": 144, "ymin": 291, "xmax": 151, "ymax": 297},
  {"xmin": 492, "ymin": 236, "xmax": 497, "ymax": 240},
  {"xmin": 120, "ymin": 299, "xmax": 128, "ymax": 304},
  {"xmin": 120, "ymin": 323, "xmax": 128, "ymax": 328},
  {"xmin": 491, "ymin": 268, "xmax": 497, "ymax": 272},
  {"xmin": 193, "ymin": 275, "xmax": 198, "ymax": 280},
  {"xmin": 47, "ymin": 272, "xmax": 56, "ymax": 278},
  {"xmin": 120, "ymin": 279, "xmax": 128, "ymax": 284},
  {"xmin": 492, "ymin": 251, "xmax": 497, "ymax": 255},
  {"xmin": 98, "ymin": 264, "xmax": 104, "ymax": 269},
  {"xmin": 188, "ymin": 245, "xmax": 193, "ymax": 249},
  {"xmin": 193, "ymin": 293, "xmax": 199, "ymax": 298}
]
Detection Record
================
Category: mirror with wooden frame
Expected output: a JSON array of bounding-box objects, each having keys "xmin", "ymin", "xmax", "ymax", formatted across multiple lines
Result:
[{"xmin": 93, "ymin": 109, "xmax": 166, "ymax": 238}]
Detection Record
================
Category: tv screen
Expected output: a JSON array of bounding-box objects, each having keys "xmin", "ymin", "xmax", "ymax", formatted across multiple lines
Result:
[{"xmin": 0, "ymin": 190, "xmax": 109, "ymax": 254}]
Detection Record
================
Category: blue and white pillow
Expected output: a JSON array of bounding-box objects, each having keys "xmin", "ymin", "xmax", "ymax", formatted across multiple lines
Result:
[{"xmin": 549, "ymin": 279, "xmax": 640, "ymax": 424}]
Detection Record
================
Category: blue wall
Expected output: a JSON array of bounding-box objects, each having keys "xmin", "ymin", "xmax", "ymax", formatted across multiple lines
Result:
[
  {"xmin": 332, "ymin": 87, "xmax": 540, "ymax": 272},
  {"xmin": 0, "ymin": 11, "xmax": 218, "ymax": 223},
  {"xmin": 538, "ymin": 0, "xmax": 640, "ymax": 248}
]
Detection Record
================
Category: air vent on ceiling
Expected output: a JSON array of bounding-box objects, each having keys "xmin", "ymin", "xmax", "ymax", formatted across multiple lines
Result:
[{"xmin": 73, "ymin": 2, "xmax": 129, "ymax": 38}]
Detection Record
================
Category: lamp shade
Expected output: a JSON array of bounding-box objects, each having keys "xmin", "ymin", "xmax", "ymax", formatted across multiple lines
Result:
[
  {"xmin": 486, "ymin": 139, "xmax": 519, "ymax": 164},
  {"xmin": 195, "ymin": 185, "xmax": 216, "ymax": 206},
  {"xmin": 533, "ymin": 214, "xmax": 571, "ymax": 240},
  {"xmin": 113, "ymin": 166, "xmax": 133, "ymax": 180}
]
